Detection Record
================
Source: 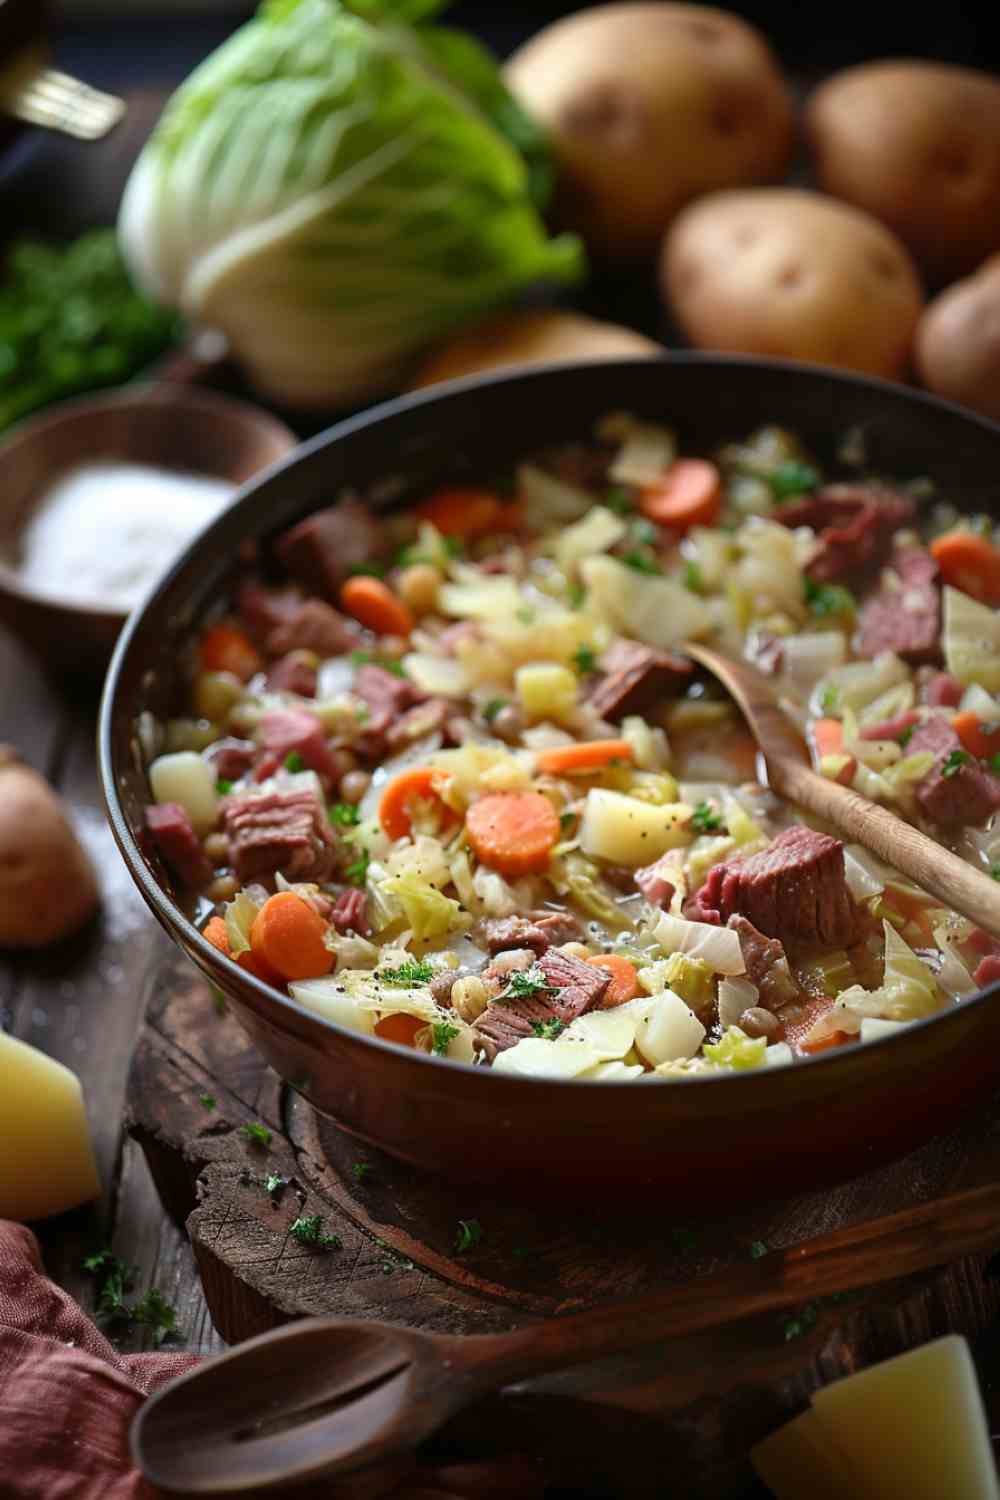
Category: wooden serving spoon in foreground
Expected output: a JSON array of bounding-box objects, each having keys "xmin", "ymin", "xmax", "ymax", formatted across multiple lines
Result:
[
  {"xmin": 132, "ymin": 1182, "xmax": 1000, "ymax": 1495},
  {"xmin": 684, "ymin": 641, "xmax": 1000, "ymax": 942}
]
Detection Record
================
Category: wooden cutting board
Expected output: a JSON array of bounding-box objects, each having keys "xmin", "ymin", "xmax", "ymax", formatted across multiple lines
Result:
[{"xmin": 126, "ymin": 938, "xmax": 1000, "ymax": 1498}]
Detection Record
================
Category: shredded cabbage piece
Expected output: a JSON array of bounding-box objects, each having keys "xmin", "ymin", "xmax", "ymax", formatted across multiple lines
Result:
[
  {"xmin": 702, "ymin": 1026, "xmax": 767, "ymax": 1070},
  {"xmin": 224, "ymin": 890, "xmax": 260, "ymax": 958},
  {"xmin": 379, "ymin": 875, "xmax": 470, "ymax": 943}
]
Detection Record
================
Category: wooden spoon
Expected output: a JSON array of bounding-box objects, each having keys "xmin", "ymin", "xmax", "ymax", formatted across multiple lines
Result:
[
  {"xmin": 684, "ymin": 641, "xmax": 1000, "ymax": 940},
  {"xmin": 132, "ymin": 1181, "xmax": 1000, "ymax": 1495}
]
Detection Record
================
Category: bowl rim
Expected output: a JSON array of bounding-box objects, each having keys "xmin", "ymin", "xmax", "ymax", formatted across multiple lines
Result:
[
  {"xmin": 98, "ymin": 350, "xmax": 1000, "ymax": 1091},
  {"xmin": 0, "ymin": 379, "xmax": 298, "ymax": 619}
]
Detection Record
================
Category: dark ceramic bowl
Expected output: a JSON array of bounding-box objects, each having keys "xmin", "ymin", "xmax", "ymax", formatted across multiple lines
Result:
[{"xmin": 99, "ymin": 354, "xmax": 1000, "ymax": 1206}]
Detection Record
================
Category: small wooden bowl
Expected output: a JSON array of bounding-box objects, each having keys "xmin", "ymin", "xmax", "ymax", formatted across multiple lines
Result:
[{"xmin": 0, "ymin": 382, "xmax": 296, "ymax": 677}]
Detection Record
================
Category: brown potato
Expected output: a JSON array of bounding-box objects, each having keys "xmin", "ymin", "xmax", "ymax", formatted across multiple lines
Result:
[
  {"xmin": 408, "ymin": 310, "xmax": 662, "ymax": 390},
  {"xmin": 504, "ymin": 3, "xmax": 794, "ymax": 261},
  {"xmin": 661, "ymin": 188, "xmax": 923, "ymax": 380},
  {"xmin": 915, "ymin": 254, "xmax": 1000, "ymax": 422},
  {"xmin": 0, "ymin": 747, "xmax": 99, "ymax": 948},
  {"xmin": 805, "ymin": 61, "xmax": 1000, "ymax": 285}
]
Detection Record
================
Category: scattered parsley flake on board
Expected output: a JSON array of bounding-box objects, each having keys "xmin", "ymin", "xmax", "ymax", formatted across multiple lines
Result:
[
  {"xmin": 82, "ymin": 1250, "xmax": 179, "ymax": 1346},
  {"xmin": 289, "ymin": 1215, "xmax": 341, "ymax": 1250},
  {"xmin": 199, "ymin": 1093, "xmax": 216, "ymax": 1110},
  {"xmin": 455, "ymin": 1219, "xmax": 484, "ymax": 1254},
  {"xmin": 352, "ymin": 1161, "xmax": 373, "ymax": 1184},
  {"xmin": 241, "ymin": 1122, "xmax": 272, "ymax": 1148},
  {"xmin": 750, "ymin": 1240, "xmax": 769, "ymax": 1260},
  {"xmin": 265, "ymin": 1172, "xmax": 288, "ymax": 1196}
]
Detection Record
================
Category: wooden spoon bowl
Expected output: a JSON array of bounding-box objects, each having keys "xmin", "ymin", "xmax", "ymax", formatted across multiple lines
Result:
[{"xmin": 0, "ymin": 382, "xmax": 295, "ymax": 677}]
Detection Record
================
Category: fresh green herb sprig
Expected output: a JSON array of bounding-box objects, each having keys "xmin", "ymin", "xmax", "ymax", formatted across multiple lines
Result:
[
  {"xmin": 284, "ymin": 751, "xmax": 305, "ymax": 772},
  {"xmin": 329, "ymin": 801, "xmax": 361, "ymax": 827},
  {"xmin": 215, "ymin": 778, "xmax": 233, "ymax": 796},
  {"xmin": 573, "ymin": 643, "xmax": 598, "ymax": 675},
  {"xmin": 431, "ymin": 1021, "xmax": 460, "ymax": 1056},
  {"xmin": 502, "ymin": 966, "xmax": 550, "ymax": 1000},
  {"xmin": 350, "ymin": 650, "xmax": 407, "ymax": 678},
  {"xmin": 942, "ymin": 749, "xmax": 969, "ymax": 779},
  {"xmin": 691, "ymin": 800, "xmax": 723, "ymax": 834},
  {"xmin": 899, "ymin": 724, "xmax": 916, "ymax": 749},
  {"xmin": 289, "ymin": 1215, "xmax": 341, "ymax": 1250},
  {"xmin": 345, "ymin": 851, "xmax": 370, "ymax": 887},
  {"xmin": 621, "ymin": 550, "xmax": 661, "ymax": 576},
  {"xmin": 0, "ymin": 231, "xmax": 180, "ymax": 434},
  {"xmin": 804, "ymin": 577, "xmax": 856, "ymax": 618},
  {"xmin": 769, "ymin": 461, "xmax": 819, "ymax": 502},
  {"xmin": 379, "ymin": 960, "xmax": 434, "ymax": 986},
  {"xmin": 82, "ymin": 1250, "xmax": 180, "ymax": 1347},
  {"xmin": 819, "ymin": 685, "xmax": 839, "ymax": 714},
  {"xmin": 483, "ymin": 697, "xmax": 507, "ymax": 724},
  {"xmin": 530, "ymin": 1018, "xmax": 565, "ymax": 1040}
]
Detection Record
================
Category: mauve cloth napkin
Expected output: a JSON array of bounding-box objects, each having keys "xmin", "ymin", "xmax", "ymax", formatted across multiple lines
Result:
[{"xmin": 0, "ymin": 1220, "xmax": 541, "ymax": 1500}]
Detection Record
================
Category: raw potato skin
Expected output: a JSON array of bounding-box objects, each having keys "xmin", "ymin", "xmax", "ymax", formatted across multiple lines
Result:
[
  {"xmin": 408, "ymin": 310, "xmax": 662, "ymax": 390},
  {"xmin": 915, "ymin": 254, "xmax": 1000, "ymax": 422},
  {"xmin": 805, "ymin": 61, "xmax": 1000, "ymax": 286},
  {"xmin": 661, "ymin": 188, "xmax": 924, "ymax": 380},
  {"xmin": 0, "ymin": 747, "xmax": 99, "ymax": 948},
  {"xmin": 504, "ymin": 3, "xmax": 795, "ymax": 261}
]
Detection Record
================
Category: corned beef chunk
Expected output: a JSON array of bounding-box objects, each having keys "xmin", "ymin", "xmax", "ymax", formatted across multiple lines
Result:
[
  {"xmin": 973, "ymin": 954, "xmax": 1000, "ymax": 990},
  {"xmin": 385, "ymin": 698, "xmax": 450, "ymax": 751},
  {"xmin": 635, "ymin": 851, "xmax": 678, "ymax": 909},
  {"xmin": 266, "ymin": 599, "xmax": 361, "ymax": 658},
  {"xmin": 589, "ymin": 638, "xmax": 692, "ymax": 721},
  {"xmin": 474, "ymin": 947, "xmax": 610, "ymax": 1059},
  {"xmin": 694, "ymin": 826, "xmax": 857, "ymax": 948},
  {"xmin": 776, "ymin": 484, "xmax": 914, "ymax": 582},
  {"xmin": 923, "ymin": 671, "xmax": 964, "ymax": 707},
  {"xmin": 856, "ymin": 549, "xmax": 940, "ymax": 664},
  {"xmin": 266, "ymin": 651, "xmax": 318, "ymax": 697},
  {"xmin": 204, "ymin": 737, "xmax": 257, "ymax": 781},
  {"xmin": 275, "ymin": 496, "xmax": 382, "ymax": 596},
  {"xmin": 258, "ymin": 708, "xmax": 342, "ymax": 780},
  {"xmin": 330, "ymin": 888, "xmax": 370, "ymax": 936},
  {"xmin": 353, "ymin": 664, "xmax": 424, "ymax": 757},
  {"xmin": 224, "ymin": 785, "xmax": 337, "ymax": 883},
  {"xmin": 529, "ymin": 909, "xmax": 585, "ymax": 945},
  {"xmin": 237, "ymin": 580, "xmax": 302, "ymax": 640},
  {"xmin": 728, "ymin": 915, "xmax": 798, "ymax": 1010},
  {"xmin": 483, "ymin": 916, "xmax": 551, "ymax": 956},
  {"xmin": 145, "ymin": 803, "xmax": 212, "ymax": 887},
  {"xmin": 908, "ymin": 717, "xmax": 1000, "ymax": 829}
]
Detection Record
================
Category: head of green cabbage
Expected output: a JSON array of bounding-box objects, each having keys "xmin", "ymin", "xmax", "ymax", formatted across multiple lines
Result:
[{"xmin": 119, "ymin": 0, "xmax": 584, "ymax": 407}]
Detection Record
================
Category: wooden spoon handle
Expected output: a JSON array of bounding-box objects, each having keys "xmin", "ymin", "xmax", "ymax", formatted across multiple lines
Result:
[
  {"xmin": 770, "ymin": 754, "xmax": 1000, "ymax": 939},
  {"xmin": 463, "ymin": 1182, "xmax": 1000, "ymax": 1387}
]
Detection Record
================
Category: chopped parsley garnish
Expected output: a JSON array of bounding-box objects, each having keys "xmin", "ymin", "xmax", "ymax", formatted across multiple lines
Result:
[
  {"xmin": 604, "ymin": 485, "xmax": 634, "ymax": 514},
  {"xmin": 530, "ymin": 1018, "xmax": 566, "ymax": 1040},
  {"xmin": 483, "ymin": 697, "xmax": 507, "ymax": 723},
  {"xmin": 455, "ymin": 1218, "xmax": 484, "ymax": 1254},
  {"xmin": 942, "ymin": 749, "xmax": 969, "ymax": 778},
  {"xmin": 82, "ymin": 1250, "xmax": 179, "ymax": 1347},
  {"xmin": 691, "ymin": 800, "xmax": 723, "ymax": 834},
  {"xmin": 630, "ymin": 518, "xmax": 659, "ymax": 547},
  {"xmin": 345, "ymin": 851, "xmax": 370, "ymax": 887},
  {"xmin": 349, "ymin": 650, "xmax": 406, "ymax": 678},
  {"xmin": 284, "ymin": 751, "xmax": 304, "ymax": 772},
  {"xmin": 431, "ymin": 1021, "xmax": 460, "ymax": 1056},
  {"xmin": 750, "ymin": 1240, "xmax": 769, "ymax": 1261},
  {"xmin": 621, "ymin": 550, "xmax": 661, "ymax": 575},
  {"xmin": 573, "ymin": 643, "xmax": 598, "ymax": 674},
  {"xmin": 289, "ymin": 1215, "xmax": 341, "ymax": 1250},
  {"xmin": 990, "ymin": 752, "xmax": 1000, "ymax": 775},
  {"xmin": 199, "ymin": 1093, "xmax": 216, "ymax": 1110},
  {"xmin": 567, "ymin": 581, "xmax": 586, "ymax": 609},
  {"xmin": 329, "ymin": 801, "xmax": 361, "ymax": 827},
  {"xmin": 769, "ymin": 461, "xmax": 820, "ymax": 501},
  {"xmin": 819, "ymin": 684, "xmax": 839, "ymax": 713},
  {"xmin": 683, "ymin": 560, "xmax": 703, "ymax": 593},
  {"xmin": 503, "ymin": 966, "xmax": 550, "ymax": 1000},
  {"xmin": 782, "ymin": 1300, "xmax": 819, "ymax": 1341},
  {"xmin": 265, "ymin": 1172, "xmax": 288, "ymax": 1196},
  {"xmin": 346, "ymin": 561, "xmax": 386, "ymax": 578},
  {"xmin": 352, "ymin": 1160, "xmax": 373, "ymax": 1184},
  {"xmin": 444, "ymin": 535, "xmax": 464, "ymax": 558},
  {"xmin": 804, "ymin": 577, "xmax": 856, "ymax": 618},
  {"xmin": 379, "ymin": 959, "xmax": 434, "ymax": 986},
  {"xmin": 559, "ymin": 809, "xmax": 578, "ymax": 833},
  {"xmin": 215, "ymin": 778, "xmax": 233, "ymax": 796},
  {"xmin": 241, "ymin": 1122, "xmax": 272, "ymax": 1148},
  {"xmin": 899, "ymin": 724, "xmax": 916, "ymax": 749}
]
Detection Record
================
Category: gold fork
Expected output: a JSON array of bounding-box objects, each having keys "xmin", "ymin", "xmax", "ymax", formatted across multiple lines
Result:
[{"xmin": 0, "ymin": 44, "xmax": 124, "ymax": 141}]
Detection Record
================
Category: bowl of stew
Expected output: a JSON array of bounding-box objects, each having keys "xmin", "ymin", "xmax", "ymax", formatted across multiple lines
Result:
[{"xmin": 99, "ymin": 353, "xmax": 1000, "ymax": 1205}]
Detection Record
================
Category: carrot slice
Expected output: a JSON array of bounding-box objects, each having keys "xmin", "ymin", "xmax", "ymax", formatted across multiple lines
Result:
[
  {"xmin": 640, "ymin": 459, "xmax": 722, "ymax": 532},
  {"xmin": 808, "ymin": 717, "xmax": 856, "ymax": 786},
  {"xmin": 416, "ymin": 487, "xmax": 515, "ymax": 537},
  {"xmin": 378, "ymin": 766, "xmax": 452, "ymax": 841},
  {"xmin": 203, "ymin": 912, "xmax": 282, "ymax": 985},
  {"xmin": 587, "ymin": 954, "xmax": 641, "ymax": 1007},
  {"xmin": 203, "ymin": 915, "xmax": 231, "ymax": 955},
  {"xmin": 200, "ymin": 623, "xmax": 262, "ymax": 682},
  {"xmin": 340, "ymin": 576, "xmax": 414, "ymax": 638},
  {"xmin": 781, "ymin": 995, "xmax": 850, "ymax": 1055},
  {"xmin": 465, "ymin": 791, "xmax": 561, "ymax": 876},
  {"xmin": 952, "ymin": 710, "xmax": 1000, "ymax": 760},
  {"xmin": 375, "ymin": 1012, "xmax": 425, "ymax": 1047},
  {"xmin": 930, "ymin": 531, "xmax": 1000, "ymax": 606},
  {"xmin": 536, "ymin": 739, "xmax": 635, "ymax": 777},
  {"xmin": 249, "ymin": 891, "xmax": 334, "ymax": 982}
]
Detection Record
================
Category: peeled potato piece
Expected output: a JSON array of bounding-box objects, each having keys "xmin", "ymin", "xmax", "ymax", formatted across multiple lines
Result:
[
  {"xmin": 661, "ymin": 188, "xmax": 923, "ymax": 380},
  {"xmin": 505, "ymin": 3, "xmax": 794, "ymax": 260},
  {"xmin": 0, "ymin": 746, "xmax": 99, "ymax": 948},
  {"xmin": 408, "ymin": 310, "xmax": 661, "ymax": 390},
  {"xmin": 915, "ymin": 254, "xmax": 1000, "ymax": 422},
  {"xmin": 806, "ymin": 61, "xmax": 1000, "ymax": 285}
]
